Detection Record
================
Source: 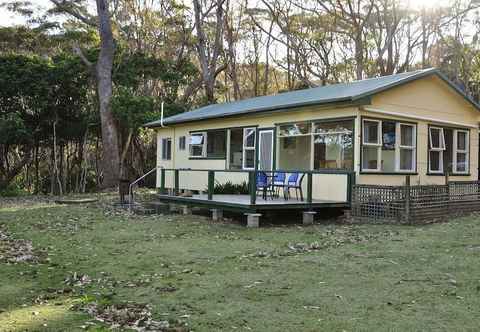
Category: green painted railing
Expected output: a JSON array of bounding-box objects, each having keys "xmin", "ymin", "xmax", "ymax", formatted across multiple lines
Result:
[{"xmin": 158, "ymin": 167, "xmax": 355, "ymax": 206}]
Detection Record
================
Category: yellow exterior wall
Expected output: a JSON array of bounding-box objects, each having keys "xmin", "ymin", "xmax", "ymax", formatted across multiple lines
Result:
[
  {"xmin": 360, "ymin": 75, "xmax": 479, "ymax": 185},
  {"xmin": 155, "ymin": 74, "xmax": 480, "ymax": 197}
]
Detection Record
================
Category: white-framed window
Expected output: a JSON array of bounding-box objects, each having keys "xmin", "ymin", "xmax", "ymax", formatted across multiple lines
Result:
[
  {"xmin": 362, "ymin": 119, "xmax": 382, "ymax": 171},
  {"xmin": 161, "ymin": 138, "xmax": 172, "ymax": 160},
  {"xmin": 189, "ymin": 132, "xmax": 206, "ymax": 157},
  {"xmin": 397, "ymin": 123, "xmax": 416, "ymax": 172},
  {"xmin": 242, "ymin": 127, "xmax": 256, "ymax": 169},
  {"xmin": 428, "ymin": 127, "xmax": 445, "ymax": 173},
  {"xmin": 361, "ymin": 119, "xmax": 417, "ymax": 173},
  {"xmin": 453, "ymin": 129, "xmax": 469, "ymax": 174}
]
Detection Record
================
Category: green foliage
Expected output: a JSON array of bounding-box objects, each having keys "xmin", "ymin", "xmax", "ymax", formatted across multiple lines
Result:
[
  {"xmin": 212, "ymin": 181, "xmax": 249, "ymax": 194},
  {"xmin": 0, "ymin": 183, "xmax": 29, "ymax": 197},
  {"xmin": 111, "ymin": 87, "xmax": 159, "ymax": 130}
]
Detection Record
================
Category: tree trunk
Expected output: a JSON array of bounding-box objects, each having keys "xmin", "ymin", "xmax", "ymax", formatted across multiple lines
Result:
[{"xmin": 96, "ymin": 0, "xmax": 120, "ymax": 188}]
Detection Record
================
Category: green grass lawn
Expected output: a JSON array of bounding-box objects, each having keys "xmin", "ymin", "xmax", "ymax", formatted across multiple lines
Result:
[{"xmin": 1, "ymin": 196, "xmax": 480, "ymax": 331}]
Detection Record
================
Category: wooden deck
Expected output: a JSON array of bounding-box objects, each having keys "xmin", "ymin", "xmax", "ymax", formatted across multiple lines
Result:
[{"xmin": 156, "ymin": 193, "xmax": 348, "ymax": 212}]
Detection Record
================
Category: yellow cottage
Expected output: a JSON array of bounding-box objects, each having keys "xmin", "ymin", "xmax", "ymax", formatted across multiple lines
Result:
[{"xmin": 145, "ymin": 68, "xmax": 480, "ymax": 218}]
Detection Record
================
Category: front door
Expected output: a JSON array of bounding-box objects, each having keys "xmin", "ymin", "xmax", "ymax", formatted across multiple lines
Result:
[{"xmin": 258, "ymin": 130, "xmax": 274, "ymax": 171}]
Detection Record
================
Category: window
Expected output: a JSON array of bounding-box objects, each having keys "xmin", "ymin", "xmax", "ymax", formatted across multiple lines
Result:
[
  {"xmin": 277, "ymin": 122, "xmax": 311, "ymax": 170},
  {"xmin": 189, "ymin": 132, "xmax": 206, "ymax": 157},
  {"xmin": 206, "ymin": 130, "xmax": 226, "ymax": 158},
  {"xmin": 161, "ymin": 138, "xmax": 172, "ymax": 160},
  {"xmin": 243, "ymin": 128, "xmax": 256, "ymax": 169},
  {"xmin": 454, "ymin": 130, "xmax": 469, "ymax": 173},
  {"xmin": 278, "ymin": 123, "xmax": 311, "ymax": 136},
  {"xmin": 313, "ymin": 120, "xmax": 354, "ymax": 170},
  {"xmin": 179, "ymin": 136, "xmax": 186, "ymax": 150},
  {"xmin": 229, "ymin": 128, "xmax": 244, "ymax": 170},
  {"xmin": 398, "ymin": 124, "xmax": 416, "ymax": 171},
  {"xmin": 362, "ymin": 119, "xmax": 382, "ymax": 171},
  {"xmin": 429, "ymin": 127, "xmax": 469, "ymax": 174},
  {"xmin": 428, "ymin": 127, "xmax": 445, "ymax": 173},
  {"xmin": 361, "ymin": 119, "xmax": 417, "ymax": 173}
]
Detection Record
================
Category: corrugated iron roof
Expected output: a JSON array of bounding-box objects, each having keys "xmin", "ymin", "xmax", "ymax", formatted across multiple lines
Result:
[{"xmin": 145, "ymin": 68, "xmax": 479, "ymax": 127}]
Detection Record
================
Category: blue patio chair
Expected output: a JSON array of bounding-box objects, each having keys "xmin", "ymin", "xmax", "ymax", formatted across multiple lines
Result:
[
  {"xmin": 256, "ymin": 171, "xmax": 273, "ymax": 200},
  {"xmin": 284, "ymin": 172, "xmax": 306, "ymax": 201},
  {"xmin": 271, "ymin": 172, "xmax": 286, "ymax": 198}
]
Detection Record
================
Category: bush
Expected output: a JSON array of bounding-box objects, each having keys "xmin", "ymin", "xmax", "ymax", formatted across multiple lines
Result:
[
  {"xmin": 0, "ymin": 184, "xmax": 29, "ymax": 197},
  {"xmin": 212, "ymin": 181, "xmax": 249, "ymax": 195}
]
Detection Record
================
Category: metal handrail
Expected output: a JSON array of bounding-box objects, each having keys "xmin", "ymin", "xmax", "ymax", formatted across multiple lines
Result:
[{"xmin": 128, "ymin": 167, "xmax": 159, "ymax": 209}]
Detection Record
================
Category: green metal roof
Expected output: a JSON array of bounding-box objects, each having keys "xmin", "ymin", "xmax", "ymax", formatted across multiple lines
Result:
[{"xmin": 145, "ymin": 68, "xmax": 480, "ymax": 128}]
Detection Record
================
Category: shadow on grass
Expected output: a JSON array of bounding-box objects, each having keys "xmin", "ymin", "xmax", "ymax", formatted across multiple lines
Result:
[{"xmin": 0, "ymin": 298, "xmax": 90, "ymax": 332}]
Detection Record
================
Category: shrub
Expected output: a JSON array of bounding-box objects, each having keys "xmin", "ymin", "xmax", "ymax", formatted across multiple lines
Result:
[{"xmin": 212, "ymin": 181, "xmax": 249, "ymax": 195}]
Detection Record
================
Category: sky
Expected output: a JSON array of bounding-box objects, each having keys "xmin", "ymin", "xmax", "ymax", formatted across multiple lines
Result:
[
  {"xmin": 0, "ymin": 0, "xmax": 456, "ymax": 27},
  {"xmin": 0, "ymin": 0, "xmax": 53, "ymax": 26}
]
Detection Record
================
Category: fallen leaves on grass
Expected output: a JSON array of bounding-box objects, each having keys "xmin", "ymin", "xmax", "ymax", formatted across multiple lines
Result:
[
  {"xmin": 0, "ymin": 228, "xmax": 44, "ymax": 263},
  {"xmin": 64, "ymin": 272, "xmax": 92, "ymax": 287},
  {"xmin": 79, "ymin": 301, "xmax": 185, "ymax": 331},
  {"xmin": 241, "ymin": 228, "xmax": 398, "ymax": 260}
]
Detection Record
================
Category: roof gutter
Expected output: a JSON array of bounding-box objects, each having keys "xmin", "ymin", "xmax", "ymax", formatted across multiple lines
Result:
[{"xmin": 145, "ymin": 97, "xmax": 371, "ymax": 128}]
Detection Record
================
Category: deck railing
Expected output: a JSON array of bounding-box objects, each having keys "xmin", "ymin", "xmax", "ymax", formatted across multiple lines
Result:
[{"xmin": 158, "ymin": 168, "xmax": 356, "ymax": 206}]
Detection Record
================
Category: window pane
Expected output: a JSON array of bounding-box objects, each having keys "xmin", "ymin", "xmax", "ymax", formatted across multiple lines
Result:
[
  {"xmin": 400, "ymin": 149, "xmax": 414, "ymax": 171},
  {"xmin": 382, "ymin": 121, "xmax": 396, "ymax": 150},
  {"xmin": 207, "ymin": 130, "xmax": 226, "ymax": 158},
  {"xmin": 430, "ymin": 128, "xmax": 441, "ymax": 148},
  {"xmin": 362, "ymin": 146, "xmax": 378, "ymax": 170},
  {"xmin": 162, "ymin": 139, "xmax": 166, "ymax": 159},
  {"xmin": 314, "ymin": 133, "xmax": 353, "ymax": 170},
  {"xmin": 429, "ymin": 151, "xmax": 441, "ymax": 171},
  {"xmin": 190, "ymin": 134, "xmax": 204, "ymax": 145},
  {"xmin": 229, "ymin": 129, "xmax": 243, "ymax": 170},
  {"xmin": 244, "ymin": 149, "xmax": 255, "ymax": 169},
  {"xmin": 401, "ymin": 125, "xmax": 414, "ymax": 146},
  {"xmin": 314, "ymin": 120, "xmax": 353, "ymax": 134},
  {"xmin": 244, "ymin": 128, "xmax": 255, "ymax": 147},
  {"xmin": 191, "ymin": 145, "xmax": 203, "ymax": 157},
  {"xmin": 179, "ymin": 136, "xmax": 185, "ymax": 150},
  {"xmin": 456, "ymin": 153, "xmax": 467, "ymax": 172},
  {"xmin": 278, "ymin": 136, "xmax": 311, "ymax": 170},
  {"xmin": 457, "ymin": 131, "xmax": 467, "ymax": 150},
  {"xmin": 363, "ymin": 121, "xmax": 379, "ymax": 144},
  {"xmin": 278, "ymin": 123, "xmax": 311, "ymax": 136}
]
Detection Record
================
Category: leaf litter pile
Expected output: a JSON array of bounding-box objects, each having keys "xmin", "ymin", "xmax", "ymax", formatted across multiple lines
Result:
[
  {"xmin": 78, "ymin": 301, "xmax": 187, "ymax": 331},
  {"xmin": 0, "ymin": 227, "xmax": 45, "ymax": 264}
]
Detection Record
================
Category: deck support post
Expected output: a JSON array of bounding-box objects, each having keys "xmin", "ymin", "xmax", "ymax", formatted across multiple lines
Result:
[
  {"xmin": 182, "ymin": 205, "xmax": 192, "ymax": 215},
  {"xmin": 160, "ymin": 168, "xmax": 166, "ymax": 194},
  {"xmin": 174, "ymin": 169, "xmax": 179, "ymax": 196},
  {"xmin": 211, "ymin": 209, "xmax": 223, "ymax": 221},
  {"xmin": 307, "ymin": 173, "xmax": 313, "ymax": 204},
  {"xmin": 169, "ymin": 203, "xmax": 177, "ymax": 213},
  {"xmin": 249, "ymin": 171, "xmax": 256, "ymax": 205},
  {"xmin": 404, "ymin": 175, "xmax": 411, "ymax": 224},
  {"xmin": 302, "ymin": 211, "xmax": 316, "ymax": 225},
  {"xmin": 208, "ymin": 171, "xmax": 215, "ymax": 200},
  {"xmin": 245, "ymin": 213, "xmax": 261, "ymax": 228}
]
